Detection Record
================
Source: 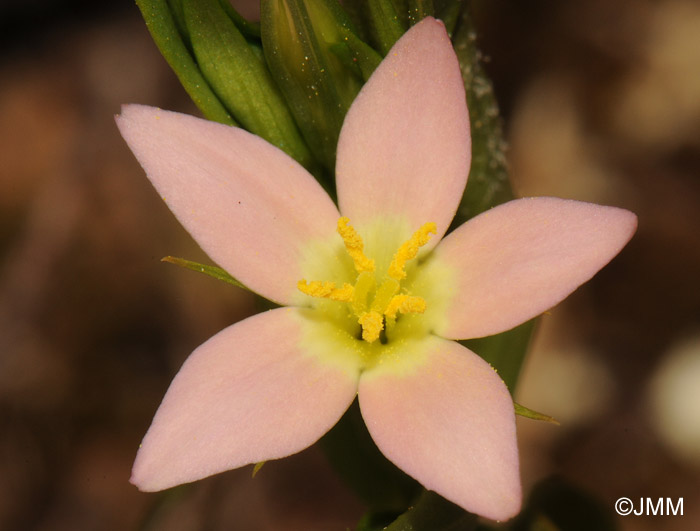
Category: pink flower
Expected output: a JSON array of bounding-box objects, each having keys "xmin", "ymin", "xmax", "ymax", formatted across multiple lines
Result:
[{"xmin": 117, "ymin": 17, "xmax": 636, "ymax": 521}]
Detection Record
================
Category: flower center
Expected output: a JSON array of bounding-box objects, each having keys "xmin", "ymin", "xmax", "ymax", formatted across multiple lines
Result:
[{"xmin": 298, "ymin": 217, "xmax": 436, "ymax": 343}]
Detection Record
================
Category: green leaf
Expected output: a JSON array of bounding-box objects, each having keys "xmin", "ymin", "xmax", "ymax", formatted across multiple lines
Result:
[
  {"xmin": 161, "ymin": 256, "xmax": 247, "ymax": 290},
  {"xmin": 514, "ymin": 403, "xmax": 559, "ymax": 425},
  {"xmin": 136, "ymin": 0, "xmax": 235, "ymax": 125},
  {"xmin": 183, "ymin": 0, "xmax": 314, "ymax": 167},
  {"xmin": 382, "ymin": 490, "xmax": 478, "ymax": 531},
  {"xmin": 261, "ymin": 0, "xmax": 378, "ymax": 172}
]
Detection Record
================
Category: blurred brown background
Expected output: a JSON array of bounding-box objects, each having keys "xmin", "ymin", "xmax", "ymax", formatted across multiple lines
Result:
[{"xmin": 1, "ymin": 1, "xmax": 698, "ymax": 529}]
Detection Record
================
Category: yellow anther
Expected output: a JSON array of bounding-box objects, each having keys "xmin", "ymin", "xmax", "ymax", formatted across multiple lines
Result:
[
  {"xmin": 384, "ymin": 295, "xmax": 427, "ymax": 320},
  {"xmin": 358, "ymin": 311, "xmax": 383, "ymax": 343},
  {"xmin": 337, "ymin": 217, "xmax": 375, "ymax": 273},
  {"xmin": 298, "ymin": 218, "xmax": 437, "ymax": 344},
  {"xmin": 330, "ymin": 283, "xmax": 355, "ymax": 301},
  {"xmin": 297, "ymin": 280, "xmax": 354, "ymax": 302},
  {"xmin": 388, "ymin": 222, "xmax": 437, "ymax": 280}
]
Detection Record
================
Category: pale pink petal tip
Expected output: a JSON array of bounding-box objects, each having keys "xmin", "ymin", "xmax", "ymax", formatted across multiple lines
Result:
[
  {"xmin": 359, "ymin": 339, "xmax": 521, "ymax": 521},
  {"xmin": 336, "ymin": 17, "xmax": 470, "ymax": 241},
  {"xmin": 116, "ymin": 104, "xmax": 339, "ymax": 305},
  {"xmin": 131, "ymin": 309, "xmax": 358, "ymax": 491},
  {"xmin": 436, "ymin": 197, "xmax": 638, "ymax": 340}
]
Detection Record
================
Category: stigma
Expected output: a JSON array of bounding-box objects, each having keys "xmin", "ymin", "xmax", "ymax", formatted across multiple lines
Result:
[{"xmin": 298, "ymin": 217, "xmax": 436, "ymax": 343}]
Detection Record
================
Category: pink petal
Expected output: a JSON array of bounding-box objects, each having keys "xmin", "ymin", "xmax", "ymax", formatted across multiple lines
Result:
[
  {"xmin": 359, "ymin": 338, "xmax": 521, "ymax": 521},
  {"xmin": 116, "ymin": 105, "xmax": 339, "ymax": 305},
  {"xmin": 335, "ymin": 17, "xmax": 470, "ymax": 243},
  {"xmin": 433, "ymin": 197, "xmax": 637, "ymax": 339},
  {"xmin": 131, "ymin": 308, "xmax": 359, "ymax": 491}
]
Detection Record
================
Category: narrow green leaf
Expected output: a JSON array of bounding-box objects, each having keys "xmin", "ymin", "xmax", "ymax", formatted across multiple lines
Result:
[
  {"xmin": 135, "ymin": 0, "xmax": 235, "ymax": 125},
  {"xmin": 514, "ymin": 403, "xmax": 560, "ymax": 425},
  {"xmin": 251, "ymin": 461, "xmax": 265, "ymax": 477},
  {"xmin": 161, "ymin": 256, "xmax": 247, "ymax": 290},
  {"xmin": 383, "ymin": 490, "xmax": 478, "ymax": 531},
  {"xmin": 183, "ymin": 0, "xmax": 313, "ymax": 167}
]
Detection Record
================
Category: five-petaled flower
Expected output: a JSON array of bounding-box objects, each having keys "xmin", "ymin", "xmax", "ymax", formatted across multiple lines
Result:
[{"xmin": 117, "ymin": 17, "xmax": 636, "ymax": 521}]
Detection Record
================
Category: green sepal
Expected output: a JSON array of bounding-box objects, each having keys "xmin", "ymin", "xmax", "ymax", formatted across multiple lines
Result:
[
  {"xmin": 434, "ymin": 0, "xmax": 462, "ymax": 37},
  {"xmin": 450, "ymin": 6, "xmax": 513, "ymax": 225},
  {"xmin": 135, "ymin": 0, "xmax": 236, "ymax": 125},
  {"xmin": 514, "ymin": 403, "xmax": 559, "ymax": 425},
  {"xmin": 164, "ymin": 0, "xmax": 188, "ymax": 44},
  {"xmin": 164, "ymin": 0, "xmax": 261, "ymax": 47},
  {"xmin": 320, "ymin": 399, "xmax": 421, "ymax": 513},
  {"xmin": 161, "ymin": 256, "xmax": 247, "ymax": 290},
  {"xmin": 182, "ymin": 0, "xmax": 313, "ymax": 167},
  {"xmin": 261, "ymin": 0, "xmax": 379, "ymax": 172},
  {"xmin": 377, "ymin": 490, "xmax": 478, "ymax": 531},
  {"xmin": 216, "ymin": 0, "xmax": 262, "ymax": 39},
  {"xmin": 331, "ymin": 32, "xmax": 383, "ymax": 83}
]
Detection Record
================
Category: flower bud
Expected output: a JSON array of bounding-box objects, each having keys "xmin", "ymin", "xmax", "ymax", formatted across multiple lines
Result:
[
  {"xmin": 262, "ymin": 0, "xmax": 380, "ymax": 171},
  {"xmin": 183, "ymin": 0, "xmax": 313, "ymax": 166}
]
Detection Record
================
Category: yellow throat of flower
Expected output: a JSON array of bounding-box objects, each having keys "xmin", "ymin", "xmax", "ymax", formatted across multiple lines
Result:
[{"xmin": 298, "ymin": 217, "xmax": 436, "ymax": 343}]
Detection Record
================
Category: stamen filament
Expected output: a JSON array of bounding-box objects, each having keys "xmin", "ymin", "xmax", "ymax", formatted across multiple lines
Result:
[
  {"xmin": 351, "ymin": 271, "xmax": 375, "ymax": 316},
  {"xmin": 370, "ymin": 278, "xmax": 400, "ymax": 314}
]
